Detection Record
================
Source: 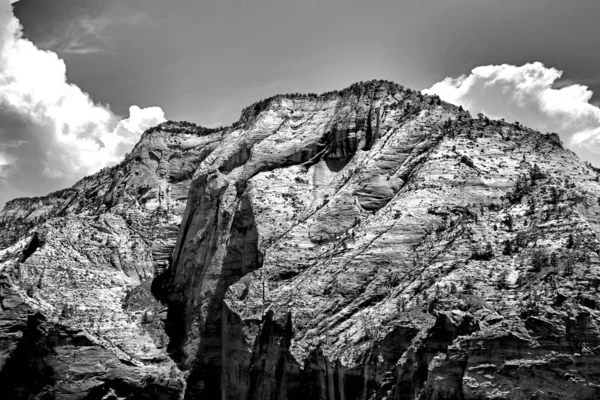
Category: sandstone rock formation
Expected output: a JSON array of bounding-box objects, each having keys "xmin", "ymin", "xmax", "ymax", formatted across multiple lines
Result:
[
  {"xmin": 0, "ymin": 122, "xmax": 223, "ymax": 399},
  {"xmin": 1, "ymin": 80, "xmax": 600, "ymax": 399}
]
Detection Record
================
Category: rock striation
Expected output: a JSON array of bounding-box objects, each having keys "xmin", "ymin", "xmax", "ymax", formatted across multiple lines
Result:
[
  {"xmin": 0, "ymin": 121, "xmax": 224, "ymax": 398},
  {"xmin": 1, "ymin": 80, "xmax": 600, "ymax": 399}
]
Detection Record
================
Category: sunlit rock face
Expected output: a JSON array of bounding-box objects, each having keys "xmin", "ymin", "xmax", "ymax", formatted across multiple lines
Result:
[
  {"xmin": 0, "ymin": 122, "xmax": 222, "ymax": 399},
  {"xmin": 2, "ymin": 80, "xmax": 600, "ymax": 400}
]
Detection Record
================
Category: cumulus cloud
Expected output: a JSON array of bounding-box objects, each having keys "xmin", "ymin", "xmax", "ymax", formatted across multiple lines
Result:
[
  {"xmin": 0, "ymin": 0, "xmax": 165, "ymax": 207},
  {"xmin": 424, "ymin": 62, "xmax": 600, "ymax": 165}
]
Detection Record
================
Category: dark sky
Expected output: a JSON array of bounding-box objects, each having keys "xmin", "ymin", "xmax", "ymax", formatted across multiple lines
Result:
[
  {"xmin": 0, "ymin": 0, "xmax": 599, "ymax": 208},
  {"xmin": 14, "ymin": 0, "xmax": 600, "ymax": 126}
]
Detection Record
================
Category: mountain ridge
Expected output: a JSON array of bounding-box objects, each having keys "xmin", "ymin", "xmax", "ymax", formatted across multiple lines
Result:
[{"xmin": 1, "ymin": 79, "xmax": 599, "ymax": 400}]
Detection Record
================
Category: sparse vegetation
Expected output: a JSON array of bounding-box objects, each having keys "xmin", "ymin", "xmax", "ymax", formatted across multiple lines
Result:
[
  {"xmin": 471, "ymin": 242, "xmax": 494, "ymax": 261},
  {"xmin": 496, "ymin": 270, "xmax": 510, "ymax": 289},
  {"xmin": 463, "ymin": 276, "xmax": 475, "ymax": 294},
  {"xmin": 531, "ymin": 249, "xmax": 550, "ymax": 272}
]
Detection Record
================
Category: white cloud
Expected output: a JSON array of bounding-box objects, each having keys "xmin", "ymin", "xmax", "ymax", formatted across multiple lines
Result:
[
  {"xmin": 424, "ymin": 62, "xmax": 600, "ymax": 165},
  {"xmin": 0, "ymin": 0, "xmax": 165, "ymax": 206}
]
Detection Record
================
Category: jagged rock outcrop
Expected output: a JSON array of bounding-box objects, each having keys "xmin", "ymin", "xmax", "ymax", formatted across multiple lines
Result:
[
  {"xmin": 2, "ymin": 80, "xmax": 600, "ymax": 399},
  {"xmin": 162, "ymin": 81, "xmax": 600, "ymax": 400},
  {"xmin": 0, "ymin": 121, "xmax": 225, "ymax": 398}
]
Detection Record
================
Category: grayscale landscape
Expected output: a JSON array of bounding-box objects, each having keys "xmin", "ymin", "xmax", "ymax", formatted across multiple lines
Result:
[{"xmin": 0, "ymin": 1, "xmax": 599, "ymax": 399}]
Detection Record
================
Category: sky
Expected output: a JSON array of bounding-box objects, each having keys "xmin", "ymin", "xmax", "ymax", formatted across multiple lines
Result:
[{"xmin": 0, "ymin": 0, "xmax": 599, "ymax": 208}]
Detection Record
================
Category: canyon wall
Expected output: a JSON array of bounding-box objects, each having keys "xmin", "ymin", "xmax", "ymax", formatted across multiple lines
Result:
[
  {"xmin": 165, "ymin": 81, "xmax": 600, "ymax": 400},
  {"xmin": 1, "ymin": 81, "xmax": 600, "ymax": 399}
]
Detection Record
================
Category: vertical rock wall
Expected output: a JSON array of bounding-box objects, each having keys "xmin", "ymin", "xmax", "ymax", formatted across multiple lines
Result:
[{"xmin": 164, "ymin": 82, "xmax": 600, "ymax": 400}]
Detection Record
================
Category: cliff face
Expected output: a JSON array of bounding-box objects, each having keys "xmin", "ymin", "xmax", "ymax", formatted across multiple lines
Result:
[
  {"xmin": 1, "ymin": 80, "xmax": 600, "ymax": 400},
  {"xmin": 0, "ymin": 122, "xmax": 225, "ymax": 399},
  {"xmin": 163, "ymin": 81, "xmax": 600, "ymax": 400}
]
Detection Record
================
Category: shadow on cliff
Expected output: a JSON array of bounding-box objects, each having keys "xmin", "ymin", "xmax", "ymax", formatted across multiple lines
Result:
[
  {"xmin": 157, "ymin": 98, "xmax": 411, "ymax": 400},
  {"xmin": 159, "ymin": 189, "xmax": 264, "ymax": 399},
  {"xmin": 0, "ymin": 312, "xmax": 55, "ymax": 399}
]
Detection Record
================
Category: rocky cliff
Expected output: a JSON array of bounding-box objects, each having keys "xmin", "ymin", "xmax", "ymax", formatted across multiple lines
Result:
[
  {"xmin": 0, "ymin": 121, "xmax": 225, "ymax": 399},
  {"xmin": 1, "ymin": 80, "xmax": 600, "ymax": 400}
]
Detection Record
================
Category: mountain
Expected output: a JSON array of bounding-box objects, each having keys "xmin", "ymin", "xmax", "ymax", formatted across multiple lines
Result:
[
  {"xmin": 0, "ymin": 121, "xmax": 217, "ymax": 398},
  {"xmin": 1, "ymin": 80, "xmax": 600, "ymax": 400}
]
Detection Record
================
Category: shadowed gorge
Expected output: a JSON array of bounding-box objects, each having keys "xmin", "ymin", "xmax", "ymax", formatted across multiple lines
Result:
[{"xmin": 1, "ymin": 80, "xmax": 600, "ymax": 399}]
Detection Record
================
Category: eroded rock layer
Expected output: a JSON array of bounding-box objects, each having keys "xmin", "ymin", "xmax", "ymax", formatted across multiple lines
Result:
[
  {"xmin": 164, "ymin": 81, "xmax": 600, "ymax": 400},
  {"xmin": 1, "ymin": 80, "xmax": 600, "ymax": 400},
  {"xmin": 0, "ymin": 122, "xmax": 225, "ymax": 398}
]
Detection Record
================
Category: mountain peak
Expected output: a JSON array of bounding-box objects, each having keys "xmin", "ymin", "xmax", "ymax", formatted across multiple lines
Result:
[{"xmin": 0, "ymin": 80, "xmax": 599, "ymax": 399}]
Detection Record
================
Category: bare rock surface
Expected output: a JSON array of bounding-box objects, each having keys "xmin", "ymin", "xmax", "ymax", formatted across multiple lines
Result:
[
  {"xmin": 0, "ymin": 121, "xmax": 224, "ymax": 398},
  {"xmin": 164, "ymin": 81, "xmax": 600, "ymax": 400},
  {"xmin": 2, "ymin": 80, "xmax": 600, "ymax": 400}
]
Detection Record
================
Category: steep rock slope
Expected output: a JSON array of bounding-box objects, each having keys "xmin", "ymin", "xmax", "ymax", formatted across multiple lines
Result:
[
  {"xmin": 161, "ymin": 81, "xmax": 600, "ymax": 400},
  {"xmin": 0, "ymin": 122, "xmax": 225, "ymax": 399},
  {"xmin": 1, "ymin": 80, "xmax": 600, "ymax": 400}
]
